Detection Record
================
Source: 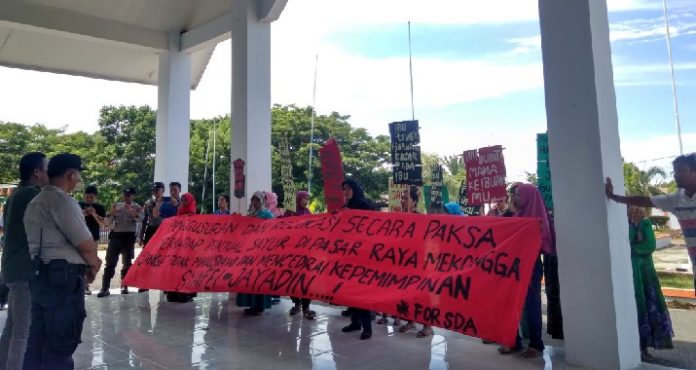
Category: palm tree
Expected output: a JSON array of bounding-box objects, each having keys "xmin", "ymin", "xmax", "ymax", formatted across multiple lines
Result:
[
  {"xmin": 441, "ymin": 154, "xmax": 464, "ymax": 176},
  {"xmin": 623, "ymin": 163, "xmax": 666, "ymax": 196}
]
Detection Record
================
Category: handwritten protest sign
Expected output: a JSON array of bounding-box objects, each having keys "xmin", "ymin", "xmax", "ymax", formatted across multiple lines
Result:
[
  {"xmin": 536, "ymin": 133, "xmax": 553, "ymax": 210},
  {"xmin": 429, "ymin": 165, "xmax": 444, "ymax": 213},
  {"xmin": 319, "ymin": 138, "xmax": 345, "ymax": 212},
  {"xmin": 123, "ymin": 211, "xmax": 541, "ymax": 346},
  {"xmin": 423, "ymin": 185, "xmax": 449, "ymax": 212},
  {"xmin": 389, "ymin": 120, "xmax": 423, "ymax": 185},
  {"xmin": 278, "ymin": 137, "xmax": 297, "ymax": 212},
  {"xmin": 458, "ymin": 180, "xmax": 482, "ymax": 216},
  {"xmin": 463, "ymin": 146, "xmax": 507, "ymax": 205}
]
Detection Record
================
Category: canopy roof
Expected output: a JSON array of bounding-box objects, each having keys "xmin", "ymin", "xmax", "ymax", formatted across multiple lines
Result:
[{"xmin": 0, "ymin": 0, "xmax": 286, "ymax": 88}]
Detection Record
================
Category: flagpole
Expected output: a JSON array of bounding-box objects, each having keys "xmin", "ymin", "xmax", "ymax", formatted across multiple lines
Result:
[
  {"xmin": 201, "ymin": 128, "xmax": 211, "ymax": 213},
  {"xmin": 408, "ymin": 21, "xmax": 415, "ymax": 121},
  {"xmin": 662, "ymin": 0, "xmax": 683, "ymax": 154},
  {"xmin": 307, "ymin": 54, "xmax": 319, "ymax": 194},
  {"xmin": 212, "ymin": 119, "xmax": 217, "ymax": 212}
]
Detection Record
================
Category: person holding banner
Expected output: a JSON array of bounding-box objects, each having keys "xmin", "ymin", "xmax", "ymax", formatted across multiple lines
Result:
[
  {"xmin": 236, "ymin": 191, "xmax": 274, "ymax": 315},
  {"xmin": 340, "ymin": 179, "xmax": 375, "ymax": 340},
  {"xmin": 286, "ymin": 190, "xmax": 317, "ymax": 320},
  {"xmin": 264, "ymin": 192, "xmax": 283, "ymax": 218},
  {"xmin": 378, "ymin": 187, "xmax": 422, "ymax": 327},
  {"xmin": 444, "ymin": 202, "xmax": 465, "ymax": 216},
  {"xmin": 498, "ymin": 183, "xmax": 548, "ymax": 358},
  {"xmin": 165, "ymin": 193, "xmax": 198, "ymax": 303},
  {"xmin": 397, "ymin": 187, "xmax": 436, "ymax": 338},
  {"xmin": 215, "ymin": 194, "xmax": 230, "ymax": 215}
]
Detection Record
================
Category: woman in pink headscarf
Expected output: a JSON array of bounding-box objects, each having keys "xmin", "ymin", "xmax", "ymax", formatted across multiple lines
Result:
[
  {"xmin": 264, "ymin": 192, "xmax": 284, "ymax": 218},
  {"xmin": 498, "ymin": 183, "xmax": 550, "ymax": 358}
]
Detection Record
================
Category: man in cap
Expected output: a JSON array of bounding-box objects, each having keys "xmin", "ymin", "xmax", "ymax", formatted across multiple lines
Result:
[
  {"xmin": 137, "ymin": 182, "xmax": 165, "ymax": 293},
  {"xmin": 23, "ymin": 153, "xmax": 102, "ymax": 370},
  {"xmin": 78, "ymin": 185, "xmax": 106, "ymax": 295},
  {"xmin": 97, "ymin": 187, "xmax": 142, "ymax": 297},
  {"xmin": 0, "ymin": 152, "xmax": 48, "ymax": 370}
]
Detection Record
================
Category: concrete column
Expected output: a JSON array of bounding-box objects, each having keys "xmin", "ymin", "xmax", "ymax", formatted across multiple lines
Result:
[
  {"xmin": 155, "ymin": 30, "xmax": 191, "ymax": 193},
  {"xmin": 538, "ymin": 1, "xmax": 640, "ymax": 369},
  {"xmin": 230, "ymin": 0, "xmax": 272, "ymax": 213}
]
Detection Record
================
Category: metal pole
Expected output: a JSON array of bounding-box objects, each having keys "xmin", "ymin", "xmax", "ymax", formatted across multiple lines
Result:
[
  {"xmin": 408, "ymin": 21, "xmax": 415, "ymax": 121},
  {"xmin": 308, "ymin": 54, "xmax": 318, "ymax": 194},
  {"xmin": 662, "ymin": 0, "xmax": 684, "ymax": 155},
  {"xmin": 201, "ymin": 128, "xmax": 211, "ymax": 213},
  {"xmin": 212, "ymin": 119, "xmax": 217, "ymax": 212}
]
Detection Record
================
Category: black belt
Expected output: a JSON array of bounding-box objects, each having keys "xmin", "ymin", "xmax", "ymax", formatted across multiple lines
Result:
[{"xmin": 39, "ymin": 262, "xmax": 87, "ymax": 274}]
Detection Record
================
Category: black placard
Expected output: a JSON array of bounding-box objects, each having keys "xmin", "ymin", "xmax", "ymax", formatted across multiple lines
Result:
[
  {"xmin": 389, "ymin": 120, "xmax": 423, "ymax": 185},
  {"xmin": 458, "ymin": 180, "xmax": 481, "ymax": 216}
]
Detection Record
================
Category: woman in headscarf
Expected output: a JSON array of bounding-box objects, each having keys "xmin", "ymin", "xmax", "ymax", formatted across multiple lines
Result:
[
  {"xmin": 444, "ymin": 202, "xmax": 465, "ymax": 216},
  {"xmin": 236, "ymin": 191, "xmax": 274, "ymax": 315},
  {"xmin": 498, "ymin": 183, "xmax": 548, "ymax": 358},
  {"xmin": 177, "ymin": 192, "xmax": 197, "ymax": 216},
  {"xmin": 286, "ymin": 191, "xmax": 316, "ymax": 319},
  {"xmin": 340, "ymin": 179, "xmax": 374, "ymax": 340},
  {"xmin": 165, "ymin": 193, "xmax": 198, "ymax": 303},
  {"xmin": 628, "ymin": 206, "xmax": 673, "ymax": 361},
  {"xmin": 264, "ymin": 192, "xmax": 284, "ymax": 218}
]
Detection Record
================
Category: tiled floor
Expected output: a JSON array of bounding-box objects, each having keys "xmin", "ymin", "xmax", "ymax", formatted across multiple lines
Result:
[{"xmin": 0, "ymin": 292, "xmax": 680, "ymax": 370}]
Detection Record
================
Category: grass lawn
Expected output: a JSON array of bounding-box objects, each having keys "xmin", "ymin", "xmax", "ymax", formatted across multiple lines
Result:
[{"xmin": 658, "ymin": 271, "xmax": 694, "ymax": 289}]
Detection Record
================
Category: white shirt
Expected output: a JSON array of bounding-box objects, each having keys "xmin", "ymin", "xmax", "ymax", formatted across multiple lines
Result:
[{"xmin": 651, "ymin": 189, "xmax": 696, "ymax": 249}]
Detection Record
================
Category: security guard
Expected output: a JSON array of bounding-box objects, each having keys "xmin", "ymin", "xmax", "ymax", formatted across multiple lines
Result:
[
  {"xmin": 97, "ymin": 187, "xmax": 142, "ymax": 297},
  {"xmin": 23, "ymin": 153, "xmax": 102, "ymax": 370}
]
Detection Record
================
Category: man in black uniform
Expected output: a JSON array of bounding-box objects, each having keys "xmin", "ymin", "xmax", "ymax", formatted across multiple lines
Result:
[{"xmin": 78, "ymin": 185, "xmax": 106, "ymax": 295}]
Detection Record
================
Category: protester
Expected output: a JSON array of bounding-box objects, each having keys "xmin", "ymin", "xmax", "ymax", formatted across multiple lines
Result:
[
  {"xmin": 498, "ymin": 183, "xmax": 547, "ymax": 358},
  {"xmin": 23, "ymin": 153, "xmax": 102, "ymax": 370},
  {"xmin": 215, "ymin": 194, "xmax": 231, "ymax": 214},
  {"xmin": 97, "ymin": 188, "xmax": 142, "ymax": 297},
  {"xmin": 286, "ymin": 190, "xmax": 316, "ymax": 319},
  {"xmin": 444, "ymin": 202, "xmax": 465, "ymax": 216},
  {"xmin": 141, "ymin": 182, "xmax": 165, "ymax": 247},
  {"xmin": 606, "ymin": 153, "xmax": 696, "ymax": 294},
  {"xmin": 340, "ymin": 178, "xmax": 374, "ymax": 340},
  {"xmin": 236, "ymin": 191, "xmax": 273, "ymax": 315},
  {"xmin": 78, "ymin": 185, "xmax": 106, "ymax": 295},
  {"xmin": 486, "ymin": 199, "xmax": 507, "ymax": 216},
  {"xmin": 628, "ymin": 206, "xmax": 674, "ymax": 361},
  {"xmin": 264, "ymin": 192, "xmax": 284, "ymax": 218},
  {"xmin": 543, "ymin": 212, "xmax": 564, "ymax": 340},
  {"xmin": 155, "ymin": 182, "xmax": 181, "ymax": 219},
  {"xmin": 164, "ymin": 193, "xmax": 197, "ymax": 303},
  {"xmin": 0, "ymin": 152, "xmax": 48, "ymax": 370}
]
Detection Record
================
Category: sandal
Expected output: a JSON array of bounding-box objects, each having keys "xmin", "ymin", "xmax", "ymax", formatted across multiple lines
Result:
[
  {"xmin": 289, "ymin": 306, "xmax": 301, "ymax": 316},
  {"xmin": 399, "ymin": 322, "xmax": 416, "ymax": 333},
  {"xmin": 304, "ymin": 310, "xmax": 316, "ymax": 320},
  {"xmin": 498, "ymin": 346, "xmax": 521, "ymax": 355},
  {"xmin": 416, "ymin": 328, "xmax": 434, "ymax": 338},
  {"xmin": 520, "ymin": 348, "xmax": 541, "ymax": 358}
]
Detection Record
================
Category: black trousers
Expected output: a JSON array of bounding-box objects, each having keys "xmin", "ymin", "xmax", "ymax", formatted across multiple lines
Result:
[
  {"xmin": 25, "ymin": 262, "xmax": 86, "ymax": 370},
  {"xmin": 291, "ymin": 297, "xmax": 311, "ymax": 311},
  {"xmin": 101, "ymin": 232, "xmax": 136, "ymax": 290},
  {"xmin": 143, "ymin": 225, "xmax": 159, "ymax": 247},
  {"xmin": 350, "ymin": 308, "xmax": 372, "ymax": 334},
  {"xmin": 543, "ymin": 254, "xmax": 564, "ymax": 339}
]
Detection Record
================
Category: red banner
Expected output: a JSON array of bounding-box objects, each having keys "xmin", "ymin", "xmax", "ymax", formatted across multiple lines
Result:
[
  {"xmin": 463, "ymin": 146, "xmax": 507, "ymax": 205},
  {"xmin": 123, "ymin": 211, "xmax": 541, "ymax": 346},
  {"xmin": 319, "ymin": 138, "xmax": 345, "ymax": 212}
]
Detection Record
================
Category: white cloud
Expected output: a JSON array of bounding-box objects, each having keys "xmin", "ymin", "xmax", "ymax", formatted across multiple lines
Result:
[{"xmin": 620, "ymin": 133, "xmax": 696, "ymax": 172}]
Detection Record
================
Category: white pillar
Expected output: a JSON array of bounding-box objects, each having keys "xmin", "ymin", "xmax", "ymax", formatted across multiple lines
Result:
[
  {"xmin": 539, "ymin": 1, "xmax": 640, "ymax": 369},
  {"xmin": 155, "ymin": 30, "xmax": 191, "ymax": 193},
  {"xmin": 230, "ymin": 0, "xmax": 272, "ymax": 213}
]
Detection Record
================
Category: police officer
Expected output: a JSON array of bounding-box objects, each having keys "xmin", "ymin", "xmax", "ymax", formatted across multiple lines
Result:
[
  {"xmin": 97, "ymin": 187, "xmax": 142, "ymax": 297},
  {"xmin": 23, "ymin": 153, "xmax": 102, "ymax": 370},
  {"xmin": 79, "ymin": 185, "xmax": 106, "ymax": 295}
]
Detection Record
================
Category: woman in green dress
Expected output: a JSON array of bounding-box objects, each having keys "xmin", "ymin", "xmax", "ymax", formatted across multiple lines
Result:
[
  {"xmin": 236, "ymin": 191, "xmax": 274, "ymax": 315},
  {"xmin": 628, "ymin": 206, "xmax": 673, "ymax": 361}
]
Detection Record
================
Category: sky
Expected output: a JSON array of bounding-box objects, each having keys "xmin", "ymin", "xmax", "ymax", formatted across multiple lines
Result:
[{"xmin": 1, "ymin": 0, "xmax": 695, "ymax": 182}]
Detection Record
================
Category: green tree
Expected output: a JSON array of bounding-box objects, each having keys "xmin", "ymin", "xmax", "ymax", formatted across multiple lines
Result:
[
  {"xmin": 623, "ymin": 162, "xmax": 666, "ymax": 197},
  {"xmin": 188, "ymin": 117, "xmax": 231, "ymax": 213}
]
